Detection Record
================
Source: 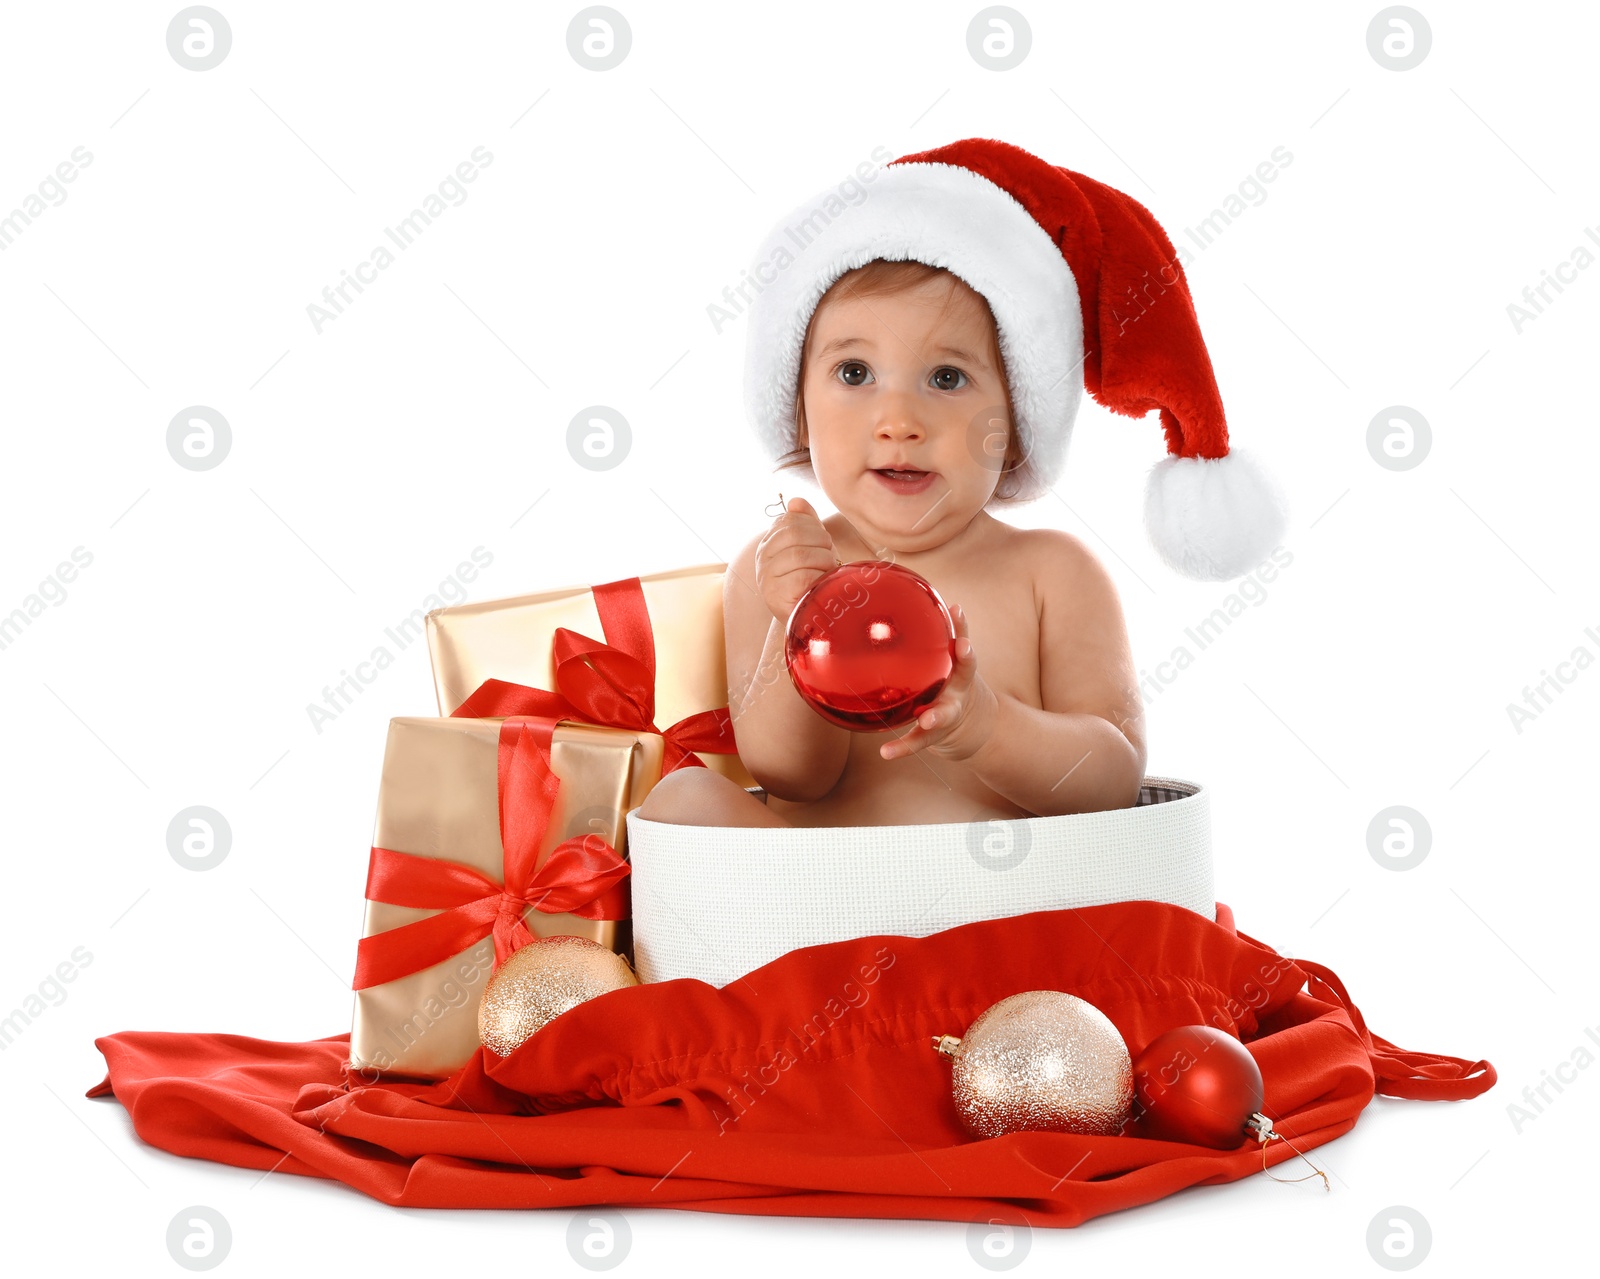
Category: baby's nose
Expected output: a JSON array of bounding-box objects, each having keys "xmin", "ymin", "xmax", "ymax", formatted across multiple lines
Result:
[{"xmin": 875, "ymin": 410, "xmax": 925, "ymax": 439}]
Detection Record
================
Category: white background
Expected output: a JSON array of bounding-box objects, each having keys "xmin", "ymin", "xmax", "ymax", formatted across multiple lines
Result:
[{"xmin": 3, "ymin": 0, "xmax": 1594, "ymax": 1273}]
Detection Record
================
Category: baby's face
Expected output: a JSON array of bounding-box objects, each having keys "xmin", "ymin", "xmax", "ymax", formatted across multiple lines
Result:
[{"xmin": 799, "ymin": 275, "xmax": 1011, "ymax": 555}]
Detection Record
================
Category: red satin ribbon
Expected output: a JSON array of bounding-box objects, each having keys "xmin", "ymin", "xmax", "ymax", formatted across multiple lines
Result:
[
  {"xmin": 448, "ymin": 576, "xmax": 737, "ymax": 774},
  {"xmin": 351, "ymin": 575, "xmax": 735, "ymax": 992},
  {"xmin": 353, "ymin": 717, "xmax": 631, "ymax": 990}
]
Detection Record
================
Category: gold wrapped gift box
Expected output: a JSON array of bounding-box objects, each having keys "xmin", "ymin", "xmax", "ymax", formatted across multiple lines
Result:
[
  {"xmin": 425, "ymin": 562, "xmax": 755, "ymax": 789},
  {"xmin": 347, "ymin": 715, "xmax": 663, "ymax": 1082}
]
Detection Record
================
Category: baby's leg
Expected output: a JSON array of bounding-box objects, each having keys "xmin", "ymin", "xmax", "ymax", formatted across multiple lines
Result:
[{"xmin": 633, "ymin": 767, "xmax": 792, "ymax": 828}]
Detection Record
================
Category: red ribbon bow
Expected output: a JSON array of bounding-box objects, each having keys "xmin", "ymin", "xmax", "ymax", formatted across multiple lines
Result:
[
  {"xmin": 448, "ymin": 576, "xmax": 737, "ymax": 774},
  {"xmin": 352, "ymin": 575, "xmax": 736, "ymax": 992}
]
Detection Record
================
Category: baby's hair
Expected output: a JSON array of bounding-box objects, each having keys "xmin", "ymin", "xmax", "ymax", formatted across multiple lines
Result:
[{"xmin": 776, "ymin": 258, "xmax": 1031, "ymax": 506}]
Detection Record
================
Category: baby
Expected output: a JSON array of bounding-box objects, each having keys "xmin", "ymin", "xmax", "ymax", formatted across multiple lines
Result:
[
  {"xmin": 637, "ymin": 137, "xmax": 1287, "ymax": 829},
  {"xmin": 639, "ymin": 258, "xmax": 1147, "ymax": 830}
]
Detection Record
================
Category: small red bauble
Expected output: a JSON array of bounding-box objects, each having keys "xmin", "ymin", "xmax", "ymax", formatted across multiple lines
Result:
[
  {"xmin": 785, "ymin": 560, "xmax": 956, "ymax": 731},
  {"xmin": 1130, "ymin": 1024, "xmax": 1266, "ymax": 1149}
]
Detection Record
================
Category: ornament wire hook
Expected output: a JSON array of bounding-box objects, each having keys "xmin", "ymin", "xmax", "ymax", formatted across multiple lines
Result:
[
  {"xmin": 765, "ymin": 490, "xmax": 843, "ymax": 566},
  {"xmin": 1253, "ymin": 1115, "xmax": 1330, "ymax": 1191}
]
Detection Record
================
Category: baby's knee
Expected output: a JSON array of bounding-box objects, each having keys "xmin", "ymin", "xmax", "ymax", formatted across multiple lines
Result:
[{"xmin": 635, "ymin": 767, "xmax": 723, "ymax": 824}]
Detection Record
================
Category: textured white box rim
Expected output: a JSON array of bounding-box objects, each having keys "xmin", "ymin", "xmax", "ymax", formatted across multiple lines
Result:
[{"xmin": 625, "ymin": 776, "xmax": 1213, "ymax": 987}]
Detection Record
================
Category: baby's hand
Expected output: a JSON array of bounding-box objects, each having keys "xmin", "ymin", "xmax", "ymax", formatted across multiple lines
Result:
[
  {"xmin": 755, "ymin": 496, "xmax": 840, "ymax": 623},
  {"xmin": 880, "ymin": 603, "xmax": 999, "ymax": 763}
]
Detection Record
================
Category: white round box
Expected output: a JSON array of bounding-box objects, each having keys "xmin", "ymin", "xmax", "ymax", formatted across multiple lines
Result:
[{"xmin": 624, "ymin": 776, "xmax": 1213, "ymax": 987}]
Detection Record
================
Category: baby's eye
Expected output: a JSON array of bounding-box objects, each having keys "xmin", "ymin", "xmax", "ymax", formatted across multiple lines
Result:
[
  {"xmin": 930, "ymin": 366, "xmax": 969, "ymax": 391},
  {"xmin": 835, "ymin": 361, "xmax": 872, "ymax": 387}
]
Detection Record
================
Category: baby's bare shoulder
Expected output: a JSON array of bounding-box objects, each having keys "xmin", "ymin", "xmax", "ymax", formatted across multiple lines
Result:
[
  {"xmin": 1012, "ymin": 527, "xmax": 1113, "ymax": 595},
  {"xmin": 1011, "ymin": 528, "xmax": 1129, "ymax": 652}
]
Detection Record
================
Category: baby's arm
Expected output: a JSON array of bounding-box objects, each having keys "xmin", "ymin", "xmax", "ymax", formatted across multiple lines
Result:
[
  {"xmin": 965, "ymin": 532, "xmax": 1147, "ymax": 814},
  {"xmin": 723, "ymin": 531, "xmax": 850, "ymax": 802}
]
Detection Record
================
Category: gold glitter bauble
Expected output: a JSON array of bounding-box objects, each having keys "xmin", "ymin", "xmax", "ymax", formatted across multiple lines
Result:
[
  {"xmin": 932, "ymin": 991, "xmax": 1133, "ymax": 1138},
  {"xmin": 478, "ymin": 935, "xmax": 639, "ymax": 1057}
]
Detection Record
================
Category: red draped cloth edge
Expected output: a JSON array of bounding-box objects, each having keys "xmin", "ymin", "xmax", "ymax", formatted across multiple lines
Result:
[{"xmin": 84, "ymin": 900, "xmax": 1494, "ymax": 1227}]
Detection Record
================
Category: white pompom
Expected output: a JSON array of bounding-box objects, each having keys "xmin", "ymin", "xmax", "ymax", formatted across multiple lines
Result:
[{"xmin": 1143, "ymin": 447, "xmax": 1290, "ymax": 582}]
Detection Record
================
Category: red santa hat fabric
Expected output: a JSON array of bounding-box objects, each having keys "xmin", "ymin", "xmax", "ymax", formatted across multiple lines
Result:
[{"xmin": 743, "ymin": 136, "xmax": 1290, "ymax": 582}]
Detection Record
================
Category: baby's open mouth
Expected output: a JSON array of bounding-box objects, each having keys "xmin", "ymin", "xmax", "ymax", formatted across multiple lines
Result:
[{"xmin": 872, "ymin": 468, "xmax": 937, "ymax": 494}]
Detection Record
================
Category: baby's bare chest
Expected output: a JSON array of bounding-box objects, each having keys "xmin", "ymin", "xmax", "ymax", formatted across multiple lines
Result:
[{"xmin": 926, "ymin": 562, "xmax": 1041, "ymax": 707}]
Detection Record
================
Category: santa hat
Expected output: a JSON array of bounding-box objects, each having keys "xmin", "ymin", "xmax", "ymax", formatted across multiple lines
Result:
[{"xmin": 742, "ymin": 136, "xmax": 1289, "ymax": 582}]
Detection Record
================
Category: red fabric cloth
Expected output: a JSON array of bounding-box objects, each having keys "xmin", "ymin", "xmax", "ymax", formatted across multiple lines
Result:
[{"xmin": 85, "ymin": 900, "xmax": 1493, "ymax": 1226}]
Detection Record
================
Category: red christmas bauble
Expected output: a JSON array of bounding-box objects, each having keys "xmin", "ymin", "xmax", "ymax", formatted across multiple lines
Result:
[
  {"xmin": 1130, "ymin": 1024, "xmax": 1265, "ymax": 1148},
  {"xmin": 785, "ymin": 560, "xmax": 956, "ymax": 732}
]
